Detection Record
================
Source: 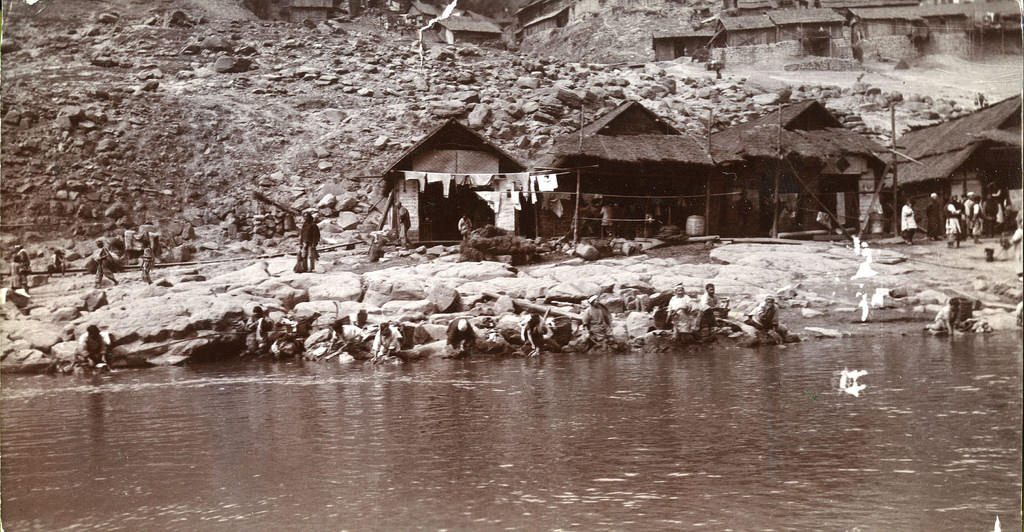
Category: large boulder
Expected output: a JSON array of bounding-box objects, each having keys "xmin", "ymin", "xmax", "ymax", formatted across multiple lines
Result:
[
  {"xmin": 80, "ymin": 290, "xmax": 109, "ymax": 311},
  {"xmin": 208, "ymin": 261, "xmax": 271, "ymax": 289},
  {"xmin": 250, "ymin": 279, "xmax": 309, "ymax": 310},
  {"xmin": 12, "ymin": 322, "xmax": 65, "ymax": 354},
  {"xmin": 213, "ymin": 56, "xmax": 252, "ymax": 74},
  {"xmin": 306, "ymin": 271, "xmax": 362, "ymax": 302},
  {"xmin": 380, "ymin": 299, "xmax": 437, "ymax": 315}
]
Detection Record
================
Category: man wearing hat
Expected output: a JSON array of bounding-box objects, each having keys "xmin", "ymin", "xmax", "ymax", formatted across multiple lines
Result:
[
  {"xmin": 245, "ymin": 306, "xmax": 274, "ymax": 355},
  {"xmin": 964, "ymin": 191, "xmax": 982, "ymax": 243}
]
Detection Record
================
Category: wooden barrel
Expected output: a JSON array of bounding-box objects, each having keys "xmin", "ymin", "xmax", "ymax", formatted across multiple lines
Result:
[{"xmin": 685, "ymin": 215, "xmax": 706, "ymax": 236}]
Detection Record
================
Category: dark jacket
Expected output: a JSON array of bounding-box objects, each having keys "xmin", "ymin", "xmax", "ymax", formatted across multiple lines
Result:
[{"xmin": 300, "ymin": 221, "xmax": 320, "ymax": 246}]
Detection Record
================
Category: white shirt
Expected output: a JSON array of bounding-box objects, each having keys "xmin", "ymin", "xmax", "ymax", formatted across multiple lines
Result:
[{"xmin": 901, "ymin": 204, "xmax": 917, "ymax": 230}]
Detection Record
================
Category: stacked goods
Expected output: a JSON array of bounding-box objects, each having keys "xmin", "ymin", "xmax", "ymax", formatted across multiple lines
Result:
[{"xmin": 460, "ymin": 225, "xmax": 537, "ymax": 263}]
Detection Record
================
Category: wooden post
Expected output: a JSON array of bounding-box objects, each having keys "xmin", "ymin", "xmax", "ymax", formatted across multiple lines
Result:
[
  {"xmin": 771, "ymin": 104, "xmax": 782, "ymax": 239},
  {"xmin": 572, "ymin": 104, "xmax": 584, "ymax": 243},
  {"xmin": 704, "ymin": 108, "xmax": 713, "ymax": 226},
  {"xmin": 890, "ymin": 104, "xmax": 899, "ymax": 235}
]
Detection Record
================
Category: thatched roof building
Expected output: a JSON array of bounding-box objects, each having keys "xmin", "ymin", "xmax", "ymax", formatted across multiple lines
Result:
[{"xmin": 896, "ymin": 95, "xmax": 1021, "ymax": 196}]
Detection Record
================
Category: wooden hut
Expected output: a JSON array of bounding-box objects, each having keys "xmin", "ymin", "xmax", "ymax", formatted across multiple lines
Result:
[
  {"xmin": 381, "ymin": 120, "xmax": 527, "ymax": 243},
  {"xmin": 435, "ymin": 16, "xmax": 503, "ymax": 44},
  {"xmin": 516, "ymin": 0, "xmax": 572, "ymax": 39},
  {"xmin": 407, "ymin": 1, "xmax": 440, "ymax": 26},
  {"xmin": 710, "ymin": 101, "xmax": 887, "ymax": 237},
  {"xmin": 896, "ymin": 95, "xmax": 1022, "ymax": 201},
  {"xmin": 652, "ymin": 29, "xmax": 717, "ymax": 61},
  {"xmin": 712, "ymin": 15, "xmax": 777, "ymax": 48},
  {"xmin": 534, "ymin": 101, "xmax": 717, "ymax": 239},
  {"xmin": 286, "ymin": 0, "xmax": 333, "ymax": 22},
  {"xmin": 767, "ymin": 8, "xmax": 847, "ymax": 56}
]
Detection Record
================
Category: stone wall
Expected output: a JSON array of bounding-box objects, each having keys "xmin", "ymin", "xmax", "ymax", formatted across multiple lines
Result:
[
  {"xmin": 924, "ymin": 31, "xmax": 970, "ymax": 56},
  {"xmin": 858, "ymin": 35, "xmax": 918, "ymax": 61},
  {"xmin": 717, "ymin": 38, "xmax": 852, "ymax": 65}
]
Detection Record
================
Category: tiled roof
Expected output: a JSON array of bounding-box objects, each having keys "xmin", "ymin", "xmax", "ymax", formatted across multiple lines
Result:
[{"xmin": 719, "ymin": 14, "xmax": 776, "ymax": 30}]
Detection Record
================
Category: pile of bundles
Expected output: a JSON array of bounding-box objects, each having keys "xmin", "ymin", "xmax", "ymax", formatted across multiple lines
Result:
[
  {"xmin": 460, "ymin": 225, "xmax": 537, "ymax": 264},
  {"xmin": 655, "ymin": 224, "xmax": 684, "ymax": 240}
]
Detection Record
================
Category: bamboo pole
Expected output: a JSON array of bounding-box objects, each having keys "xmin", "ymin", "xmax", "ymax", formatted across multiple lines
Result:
[
  {"xmin": 704, "ymin": 108, "xmax": 713, "ymax": 228},
  {"xmin": 573, "ymin": 103, "xmax": 584, "ymax": 243},
  {"xmin": 771, "ymin": 104, "xmax": 782, "ymax": 238},
  {"xmin": 890, "ymin": 104, "xmax": 899, "ymax": 235}
]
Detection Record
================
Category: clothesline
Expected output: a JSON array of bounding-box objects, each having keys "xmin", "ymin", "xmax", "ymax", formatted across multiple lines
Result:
[{"xmin": 571, "ymin": 191, "xmax": 743, "ymax": 199}]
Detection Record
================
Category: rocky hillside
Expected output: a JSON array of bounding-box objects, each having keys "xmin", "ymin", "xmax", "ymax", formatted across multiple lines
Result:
[{"xmin": 0, "ymin": 0, "xmax": 992, "ymax": 256}]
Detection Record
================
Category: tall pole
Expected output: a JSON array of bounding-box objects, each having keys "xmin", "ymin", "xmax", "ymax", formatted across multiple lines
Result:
[
  {"xmin": 771, "ymin": 104, "xmax": 782, "ymax": 239},
  {"xmin": 572, "ymin": 104, "xmax": 584, "ymax": 243},
  {"xmin": 704, "ymin": 108, "xmax": 713, "ymax": 227},
  {"xmin": 890, "ymin": 103, "xmax": 899, "ymax": 235}
]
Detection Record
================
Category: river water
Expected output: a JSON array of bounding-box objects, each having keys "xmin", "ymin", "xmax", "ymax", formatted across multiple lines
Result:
[{"xmin": 2, "ymin": 333, "xmax": 1021, "ymax": 531}]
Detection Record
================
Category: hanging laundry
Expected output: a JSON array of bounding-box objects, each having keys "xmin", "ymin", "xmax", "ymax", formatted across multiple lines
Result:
[
  {"xmin": 403, "ymin": 171, "xmax": 426, "ymax": 192},
  {"xmin": 469, "ymin": 174, "xmax": 494, "ymax": 187},
  {"xmin": 536, "ymin": 173, "xmax": 559, "ymax": 192},
  {"xmin": 511, "ymin": 193, "xmax": 522, "ymax": 211},
  {"xmin": 453, "ymin": 174, "xmax": 470, "ymax": 187}
]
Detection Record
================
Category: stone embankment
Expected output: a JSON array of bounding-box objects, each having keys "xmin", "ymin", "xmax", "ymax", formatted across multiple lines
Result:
[{"xmin": 3, "ymin": 239, "xmax": 1020, "ymax": 374}]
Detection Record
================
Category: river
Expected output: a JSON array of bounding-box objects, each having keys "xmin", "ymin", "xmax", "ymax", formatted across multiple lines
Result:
[{"xmin": 2, "ymin": 333, "xmax": 1021, "ymax": 531}]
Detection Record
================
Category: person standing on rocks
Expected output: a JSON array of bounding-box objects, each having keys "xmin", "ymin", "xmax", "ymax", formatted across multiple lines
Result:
[
  {"xmin": 93, "ymin": 240, "xmax": 119, "ymax": 288},
  {"xmin": 900, "ymin": 198, "xmax": 918, "ymax": 245},
  {"xmin": 11, "ymin": 245, "xmax": 31, "ymax": 292},
  {"xmin": 299, "ymin": 212, "xmax": 320, "ymax": 273},
  {"xmin": 600, "ymin": 201, "xmax": 616, "ymax": 239},
  {"xmin": 140, "ymin": 245, "xmax": 155, "ymax": 284},
  {"xmin": 396, "ymin": 202, "xmax": 411, "ymax": 248},
  {"xmin": 446, "ymin": 318, "xmax": 476, "ymax": 358}
]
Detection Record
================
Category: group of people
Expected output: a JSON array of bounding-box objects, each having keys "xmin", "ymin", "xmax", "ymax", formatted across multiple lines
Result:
[
  {"xmin": 7, "ymin": 238, "xmax": 159, "ymax": 293},
  {"xmin": 905, "ymin": 191, "xmax": 1020, "ymax": 247}
]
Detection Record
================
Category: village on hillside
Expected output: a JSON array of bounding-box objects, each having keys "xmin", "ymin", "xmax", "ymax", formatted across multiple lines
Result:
[
  {"xmin": 0, "ymin": 0, "xmax": 1021, "ymax": 372},
  {"xmin": 1, "ymin": 1, "xmax": 1023, "ymax": 530}
]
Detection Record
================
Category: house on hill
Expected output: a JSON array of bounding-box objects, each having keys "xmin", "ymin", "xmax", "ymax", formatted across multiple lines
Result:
[
  {"xmin": 712, "ymin": 14, "xmax": 778, "ymax": 48},
  {"xmin": 710, "ymin": 101, "xmax": 887, "ymax": 236},
  {"xmin": 285, "ymin": 0, "xmax": 333, "ymax": 22},
  {"xmin": 534, "ymin": 101, "xmax": 717, "ymax": 239},
  {"xmin": 407, "ymin": 1, "xmax": 440, "ymax": 26},
  {"xmin": 381, "ymin": 120, "xmax": 527, "ymax": 243},
  {"xmin": 516, "ymin": 0, "xmax": 572, "ymax": 38},
  {"xmin": 767, "ymin": 8, "xmax": 848, "ymax": 57},
  {"xmin": 896, "ymin": 96, "xmax": 1022, "ymax": 203},
  {"xmin": 434, "ymin": 15, "xmax": 504, "ymax": 44},
  {"xmin": 652, "ymin": 28, "xmax": 717, "ymax": 61}
]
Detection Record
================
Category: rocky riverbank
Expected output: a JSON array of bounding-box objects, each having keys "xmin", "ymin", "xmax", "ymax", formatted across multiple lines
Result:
[{"xmin": 3, "ymin": 236, "xmax": 1020, "ymax": 375}]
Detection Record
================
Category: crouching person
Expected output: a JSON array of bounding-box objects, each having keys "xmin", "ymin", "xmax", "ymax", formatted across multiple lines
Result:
[
  {"xmin": 521, "ymin": 312, "xmax": 555, "ymax": 357},
  {"xmin": 371, "ymin": 321, "xmax": 403, "ymax": 363},
  {"xmin": 745, "ymin": 295, "xmax": 793, "ymax": 344},
  {"xmin": 667, "ymin": 285, "xmax": 700, "ymax": 343},
  {"xmin": 245, "ymin": 306, "xmax": 274, "ymax": 356},
  {"xmin": 925, "ymin": 301, "xmax": 954, "ymax": 336},
  {"xmin": 446, "ymin": 318, "xmax": 476, "ymax": 358},
  {"xmin": 71, "ymin": 325, "xmax": 113, "ymax": 374},
  {"xmin": 578, "ymin": 295, "xmax": 614, "ymax": 350}
]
